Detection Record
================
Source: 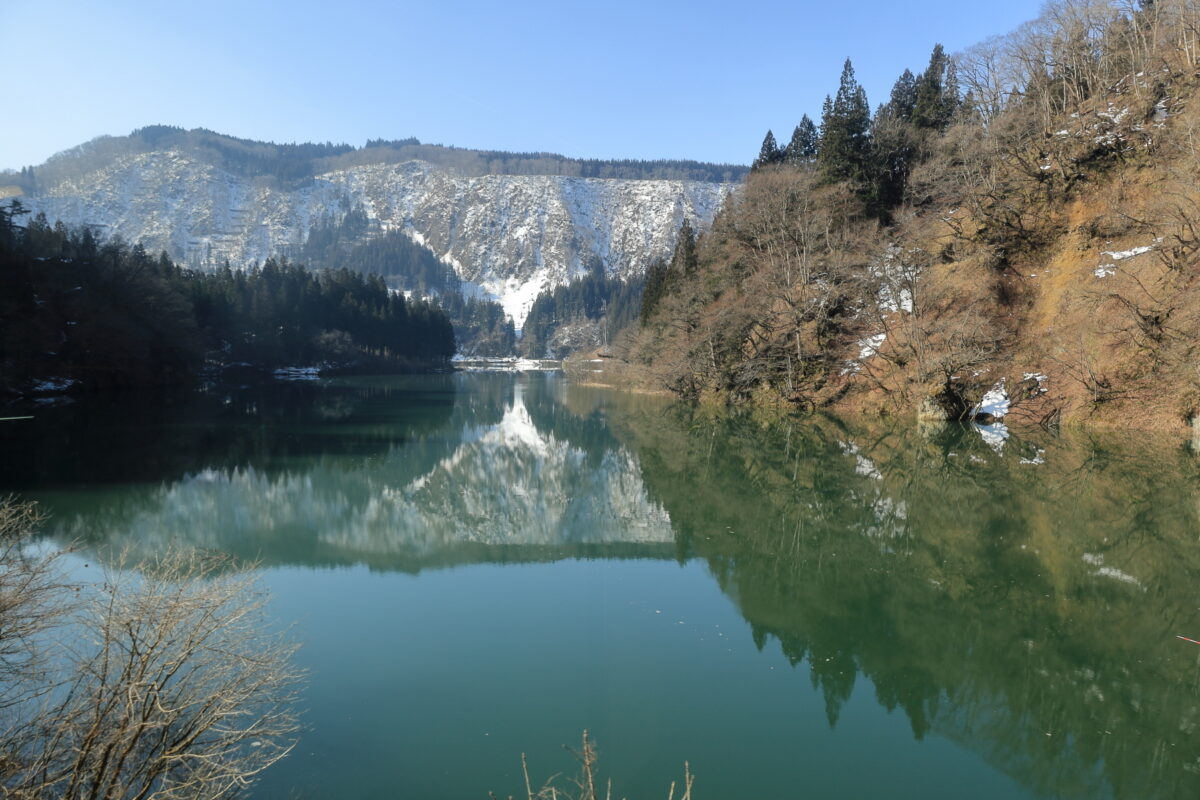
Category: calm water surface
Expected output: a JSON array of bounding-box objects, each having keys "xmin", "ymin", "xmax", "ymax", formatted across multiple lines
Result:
[{"xmin": 2, "ymin": 373, "xmax": 1199, "ymax": 799}]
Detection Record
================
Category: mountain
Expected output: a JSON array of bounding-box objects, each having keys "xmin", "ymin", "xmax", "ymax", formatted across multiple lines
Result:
[{"xmin": 11, "ymin": 128, "xmax": 740, "ymax": 327}]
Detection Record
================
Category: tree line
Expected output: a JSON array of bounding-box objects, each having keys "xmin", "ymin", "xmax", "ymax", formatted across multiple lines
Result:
[
  {"xmin": 0, "ymin": 201, "xmax": 455, "ymax": 394},
  {"xmin": 751, "ymin": 43, "xmax": 960, "ymax": 218},
  {"xmin": 10, "ymin": 127, "xmax": 747, "ymax": 196}
]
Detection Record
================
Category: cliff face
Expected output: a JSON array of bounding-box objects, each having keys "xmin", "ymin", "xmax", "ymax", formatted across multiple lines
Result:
[{"xmin": 24, "ymin": 149, "xmax": 731, "ymax": 326}]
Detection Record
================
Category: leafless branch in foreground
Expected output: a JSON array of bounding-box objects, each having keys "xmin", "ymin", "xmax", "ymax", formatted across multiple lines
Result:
[{"xmin": 0, "ymin": 513, "xmax": 303, "ymax": 800}]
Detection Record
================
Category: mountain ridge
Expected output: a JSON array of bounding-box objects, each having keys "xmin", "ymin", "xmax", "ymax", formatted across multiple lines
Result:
[{"xmin": 10, "ymin": 127, "xmax": 739, "ymax": 327}]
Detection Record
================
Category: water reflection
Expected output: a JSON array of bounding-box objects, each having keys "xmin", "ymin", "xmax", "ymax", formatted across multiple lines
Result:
[
  {"xmin": 4, "ymin": 376, "xmax": 1200, "ymax": 798},
  {"xmin": 612, "ymin": 404, "xmax": 1200, "ymax": 799},
  {"xmin": 29, "ymin": 376, "xmax": 673, "ymax": 570}
]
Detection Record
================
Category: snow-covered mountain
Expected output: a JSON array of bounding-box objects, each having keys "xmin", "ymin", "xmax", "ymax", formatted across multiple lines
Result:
[{"xmin": 24, "ymin": 146, "xmax": 733, "ymax": 326}]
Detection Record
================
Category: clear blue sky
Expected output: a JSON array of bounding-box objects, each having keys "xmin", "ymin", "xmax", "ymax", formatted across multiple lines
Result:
[{"xmin": 1, "ymin": 0, "xmax": 1047, "ymax": 171}]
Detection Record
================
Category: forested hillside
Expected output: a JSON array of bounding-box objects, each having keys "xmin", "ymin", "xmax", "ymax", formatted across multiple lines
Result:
[
  {"xmin": 299, "ymin": 206, "xmax": 516, "ymax": 355},
  {"xmin": 0, "ymin": 203, "xmax": 455, "ymax": 394},
  {"xmin": 520, "ymin": 259, "xmax": 643, "ymax": 358},
  {"xmin": 629, "ymin": 0, "xmax": 1200, "ymax": 434}
]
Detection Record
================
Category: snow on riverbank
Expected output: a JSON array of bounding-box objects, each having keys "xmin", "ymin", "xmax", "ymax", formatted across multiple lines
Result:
[{"xmin": 974, "ymin": 380, "xmax": 1010, "ymax": 419}]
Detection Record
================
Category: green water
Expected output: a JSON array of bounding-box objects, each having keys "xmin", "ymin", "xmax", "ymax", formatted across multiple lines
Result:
[{"xmin": 2, "ymin": 373, "xmax": 1199, "ymax": 799}]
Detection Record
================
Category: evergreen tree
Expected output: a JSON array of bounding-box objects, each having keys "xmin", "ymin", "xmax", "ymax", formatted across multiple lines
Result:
[
  {"xmin": 870, "ymin": 102, "xmax": 917, "ymax": 212},
  {"xmin": 785, "ymin": 116, "xmax": 819, "ymax": 165},
  {"xmin": 752, "ymin": 130, "xmax": 784, "ymax": 171},
  {"xmin": 817, "ymin": 59, "xmax": 873, "ymax": 187},
  {"xmin": 641, "ymin": 258, "xmax": 669, "ymax": 322},
  {"xmin": 912, "ymin": 44, "xmax": 959, "ymax": 132},
  {"xmin": 943, "ymin": 58, "xmax": 961, "ymax": 121},
  {"xmin": 888, "ymin": 69, "xmax": 918, "ymax": 121},
  {"xmin": 670, "ymin": 218, "xmax": 699, "ymax": 276}
]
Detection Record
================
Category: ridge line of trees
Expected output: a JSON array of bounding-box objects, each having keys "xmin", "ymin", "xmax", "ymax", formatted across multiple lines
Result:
[
  {"xmin": 751, "ymin": 45, "xmax": 960, "ymax": 217},
  {"xmin": 8, "ymin": 127, "xmax": 749, "ymax": 194}
]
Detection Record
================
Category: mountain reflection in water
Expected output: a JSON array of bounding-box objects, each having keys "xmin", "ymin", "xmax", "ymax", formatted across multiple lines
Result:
[
  {"xmin": 25, "ymin": 376, "xmax": 674, "ymax": 570},
  {"xmin": 2, "ymin": 373, "xmax": 1198, "ymax": 799}
]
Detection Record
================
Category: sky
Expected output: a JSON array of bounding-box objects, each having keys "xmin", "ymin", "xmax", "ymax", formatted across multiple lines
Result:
[{"xmin": 0, "ymin": 0, "xmax": 1048, "ymax": 171}]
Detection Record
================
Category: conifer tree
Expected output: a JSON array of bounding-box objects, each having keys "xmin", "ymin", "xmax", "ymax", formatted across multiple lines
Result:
[
  {"xmin": 888, "ymin": 70, "xmax": 918, "ymax": 121},
  {"xmin": 943, "ymin": 58, "xmax": 961, "ymax": 121},
  {"xmin": 912, "ymin": 44, "xmax": 959, "ymax": 132},
  {"xmin": 670, "ymin": 218, "xmax": 698, "ymax": 276},
  {"xmin": 817, "ymin": 59, "xmax": 872, "ymax": 186},
  {"xmin": 870, "ymin": 102, "xmax": 916, "ymax": 212},
  {"xmin": 752, "ymin": 130, "xmax": 784, "ymax": 171},
  {"xmin": 785, "ymin": 115, "xmax": 819, "ymax": 164}
]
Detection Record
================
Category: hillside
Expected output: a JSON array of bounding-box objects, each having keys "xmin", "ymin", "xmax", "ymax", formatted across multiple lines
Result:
[
  {"xmin": 625, "ymin": 0, "xmax": 1200, "ymax": 436},
  {"xmin": 0, "ymin": 208, "xmax": 456, "ymax": 395},
  {"xmin": 5, "ymin": 128, "xmax": 737, "ymax": 328}
]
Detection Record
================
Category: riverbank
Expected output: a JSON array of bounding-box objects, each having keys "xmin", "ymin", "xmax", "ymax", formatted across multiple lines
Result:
[{"xmin": 565, "ymin": 351, "xmax": 1200, "ymax": 441}]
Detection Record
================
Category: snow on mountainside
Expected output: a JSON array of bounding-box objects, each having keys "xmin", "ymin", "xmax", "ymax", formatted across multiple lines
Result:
[{"xmin": 26, "ymin": 150, "xmax": 732, "ymax": 326}]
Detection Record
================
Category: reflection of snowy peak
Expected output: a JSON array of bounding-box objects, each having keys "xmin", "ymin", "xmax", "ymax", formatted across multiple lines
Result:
[
  {"xmin": 58, "ymin": 388, "xmax": 672, "ymax": 567},
  {"xmin": 389, "ymin": 389, "xmax": 672, "ymax": 551},
  {"xmin": 27, "ymin": 151, "xmax": 731, "ymax": 326}
]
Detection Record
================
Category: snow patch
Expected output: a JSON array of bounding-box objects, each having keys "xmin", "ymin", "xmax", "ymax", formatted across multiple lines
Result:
[
  {"xmin": 483, "ymin": 268, "xmax": 553, "ymax": 330},
  {"xmin": 974, "ymin": 380, "xmax": 1010, "ymax": 418},
  {"xmin": 1083, "ymin": 553, "xmax": 1143, "ymax": 588},
  {"xmin": 1095, "ymin": 566, "xmax": 1143, "ymax": 588},
  {"xmin": 1095, "ymin": 242, "xmax": 1158, "ymax": 277},
  {"xmin": 1102, "ymin": 244, "xmax": 1155, "ymax": 261},
  {"xmin": 975, "ymin": 423, "xmax": 1009, "ymax": 452},
  {"xmin": 1020, "ymin": 448, "xmax": 1046, "ymax": 465},
  {"xmin": 839, "ymin": 440, "xmax": 882, "ymax": 480},
  {"xmin": 858, "ymin": 333, "xmax": 886, "ymax": 359}
]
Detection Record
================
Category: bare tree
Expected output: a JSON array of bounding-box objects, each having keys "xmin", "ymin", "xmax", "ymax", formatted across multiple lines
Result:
[
  {"xmin": 854, "ymin": 216, "xmax": 1003, "ymax": 415},
  {"xmin": 0, "ymin": 501, "xmax": 70, "ymax": 717},
  {"xmin": 0, "ymin": 530, "xmax": 302, "ymax": 800},
  {"xmin": 492, "ymin": 731, "xmax": 693, "ymax": 800}
]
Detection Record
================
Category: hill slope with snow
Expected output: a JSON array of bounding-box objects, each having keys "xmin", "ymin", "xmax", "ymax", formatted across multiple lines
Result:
[{"xmin": 21, "ymin": 137, "xmax": 735, "ymax": 326}]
